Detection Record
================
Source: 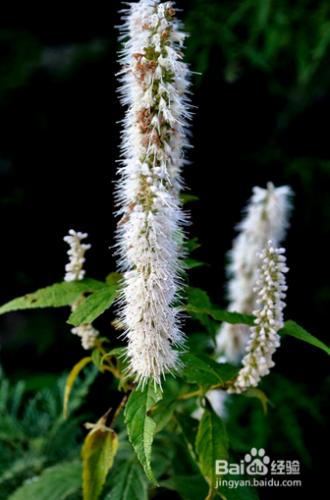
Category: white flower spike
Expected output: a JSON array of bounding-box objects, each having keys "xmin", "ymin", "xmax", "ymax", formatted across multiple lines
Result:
[
  {"xmin": 64, "ymin": 229, "xmax": 91, "ymax": 282},
  {"xmin": 64, "ymin": 229, "xmax": 99, "ymax": 350},
  {"xmin": 116, "ymin": 0, "xmax": 191, "ymax": 386},
  {"xmin": 229, "ymin": 241, "xmax": 289, "ymax": 393},
  {"xmin": 216, "ymin": 183, "xmax": 292, "ymax": 363}
]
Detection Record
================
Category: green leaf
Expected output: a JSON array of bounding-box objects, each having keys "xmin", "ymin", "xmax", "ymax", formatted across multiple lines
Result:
[
  {"xmin": 0, "ymin": 279, "xmax": 104, "ymax": 316},
  {"xmin": 105, "ymin": 272, "xmax": 122, "ymax": 286},
  {"xmin": 181, "ymin": 354, "xmax": 239, "ymax": 387},
  {"xmin": 185, "ymin": 238, "xmax": 202, "ymax": 253},
  {"xmin": 175, "ymin": 414, "xmax": 199, "ymax": 461},
  {"xmin": 181, "ymin": 193, "xmax": 200, "ymax": 204},
  {"xmin": 105, "ymin": 460, "xmax": 148, "ymax": 500},
  {"xmin": 63, "ymin": 357, "xmax": 92, "ymax": 419},
  {"xmin": 0, "ymin": 456, "xmax": 46, "ymax": 487},
  {"xmin": 281, "ymin": 320, "xmax": 330, "ymax": 356},
  {"xmin": 82, "ymin": 414, "xmax": 119, "ymax": 500},
  {"xmin": 8, "ymin": 461, "xmax": 82, "ymax": 500},
  {"xmin": 186, "ymin": 288, "xmax": 254, "ymax": 326},
  {"xmin": 196, "ymin": 409, "xmax": 228, "ymax": 494},
  {"xmin": 161, "ymin": 475, "xmax": 208, "ymax": 500},
  {"xmin": 205, "ymin": 307, "xmax": 254, "ymax": 326},
  {"xmin": 187, "ymin": 287, "xmax": 213, "ymax": 309},
  {"xmin": 187, "ymin": 289, "xmax": 328, "ymax": 358},
  {"xmin": 184, "ymin": 258, "xmax": 207, "ymax": 270},
  {"xmin": 151, "ymin": 435, "xmax": 175, "ymax": 479},
  {"xmin": 185, "ymin": 288, "xmax": 219, "ymax": 338},
  {"xmin": 152, "ymin": 398, "xmax": 177, "ymax": 433},
  {"xmin": 186, "ymin": 304, "xmax": 254, "ymax": 327},
  {"xmin": 68, "ymin": 280, "xmax": 120, "ymax": 326},
  {"xmin": 124, "ymin": 382, "xmax": 162, "ymax": 484}
]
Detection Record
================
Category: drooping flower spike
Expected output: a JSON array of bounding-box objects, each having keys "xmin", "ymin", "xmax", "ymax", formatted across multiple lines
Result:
[
  {"xmin": 229, "ymin": 241, "xmax": 289, "ymax": 393},
  {"xmin": 216, "ymin": 183, "xmax": 292, "ymax": 364},
  {"xmin": 64, "ymin": 229, "xmax": 99, "ymax": 350},
  {"xmin": 116, "ymin": 0, "xmax": 191, "ymax": 385}
]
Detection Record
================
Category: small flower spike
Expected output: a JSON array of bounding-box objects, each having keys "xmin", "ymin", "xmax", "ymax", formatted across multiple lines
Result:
[
  {"xmin": 229, "ymin": 241, "xmax": 289, "ymax": 393},
  {"xmin": 64, "ymin": 229, "xmax": 91, "ymax": 283},
  {"xmin": 216, "ymin": 183, "xmax": 292, "ymax": 363},
  {"xmin": 64, "ymin": 229, "xmax": 99, "ymax": 350}
]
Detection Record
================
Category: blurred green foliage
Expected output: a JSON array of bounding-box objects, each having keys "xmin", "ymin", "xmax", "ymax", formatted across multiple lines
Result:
[
  {"xmin": 186, "ymin": 0, "xmax": 330, "ymax": 89},
  {"xmin": 1, "ymin": 1, "xmax": 330, "ymax": 97},
  {"xmin": 0, "ymin": 367, "xmax": 97, "ymax": 499}
]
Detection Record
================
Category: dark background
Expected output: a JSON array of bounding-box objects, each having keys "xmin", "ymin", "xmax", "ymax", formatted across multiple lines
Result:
[{"xmin": 0, "ymin": 1, "xmax": 329, "ymax": 498}]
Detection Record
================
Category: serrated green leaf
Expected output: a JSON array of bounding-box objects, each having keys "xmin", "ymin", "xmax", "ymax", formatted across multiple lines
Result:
[
  {"xmin": 281, "ymin": 320, "xmax": 330, "ymax": 356},
  {"xmin": 8, "ymin": 461, "xmax": 82, "ymax": 500},
  {"xmin": 124, "ymin": 382, "xmax": 162, "ymax": 484},
  {"xmin": 0, "ymin": 279, "xmax": 104, "ymax": 316},
  {"xmin": 196, "ymin": 409, "xmax": 228, "ymax": 494},
  {"xmin": 68, "ymin": 281, "xmax": 120, "ymax": 326},
  {"xmin": 63, "ymin": 357, "xmax": 92, "ymax": 419},
  {"xmin": 105, "ymin": 460, "xmax": 148, "ymax": 500},
  {"xmin": 160, "ymin": 475, "xmax": 208, "ymax": 500},
  {"xmin": 181, "ymin": 354, "xmax": 239, "ymax": 387},
  {"xmin": 82, "ymin": 415, "xmax": 119, "ymax": 500}
]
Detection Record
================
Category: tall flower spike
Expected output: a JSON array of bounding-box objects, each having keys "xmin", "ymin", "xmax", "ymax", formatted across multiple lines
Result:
[
  {"xmin": 64, "ymin": 229, "xmax": 99, "ymax": 350},
  {"xmin": 116, "ymin": 0, "xmax": 191, "ymax": 385},
  {"xmin": 229, "ymin": 241, "xmax": 289, "ymax": 393},
  {"xmin": 216, "ymin": 183, "xmax": 292, "ymax": 363}
]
